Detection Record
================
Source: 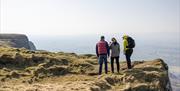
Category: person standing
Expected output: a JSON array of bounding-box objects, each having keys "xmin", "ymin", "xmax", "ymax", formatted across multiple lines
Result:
[
  {"xmin": 123, "ymin": 35, "xmax": 135, "ymax": 69},
  {"xmin": 96, "ymin": 36, "xmax": 109, "ymax": 75},
  {"xmin": 109, "ymin": 37, "xmax": 120, "ymax": 73}
]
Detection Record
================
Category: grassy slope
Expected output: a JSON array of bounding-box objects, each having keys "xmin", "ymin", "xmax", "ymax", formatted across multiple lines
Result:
[{"xmin": 0, "ymin": 47, "xmax": 172, "ymax": 91}]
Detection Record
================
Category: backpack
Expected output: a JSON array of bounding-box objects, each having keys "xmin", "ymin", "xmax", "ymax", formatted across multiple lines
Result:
[{"xmin": 127, "ymin": 37, "xmax": 135, "ymax": 48}]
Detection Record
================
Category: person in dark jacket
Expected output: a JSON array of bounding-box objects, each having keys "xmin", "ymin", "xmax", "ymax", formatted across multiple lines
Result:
[
  {"xmin": 96, "ymin": 36, "xmax": 109, "ymax": 75},
  {"xmin": 109, "ymin": 37, "xmax": 120, "ymax": 73},
  {"xmin": 123, "ymin": 35, "xmax": 133, "ymax": 69}
]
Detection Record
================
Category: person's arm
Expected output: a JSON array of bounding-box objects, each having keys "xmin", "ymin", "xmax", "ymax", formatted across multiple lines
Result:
[
  {"xmin": 118, "ymin": 43, "xmax": 120, "ymax": 53},
  {"xmin": 96, "ymin": 44, "xmax": 99, "ymax": 57},
  {"xmin": 123, "ymin": 40, "xmax": 128, "ymax": 54},
  {"xmin": 109, "ymin": 43, "xmax": 112, "ymax": 49},
  {"xmin": 106, "ymin": 42, "xmax": 110, "ymax": 56}
]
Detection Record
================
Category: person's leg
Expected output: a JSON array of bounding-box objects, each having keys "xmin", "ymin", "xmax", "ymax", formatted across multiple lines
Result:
[
  {"xmin": 98, "ymin": 56, "xmax": 103, "ymax": 75},
  {"xmin": 125, "ymin": 50, "xmax": 131, "ymax": 69},
  {"xmin": 125, "ymin": 52, "xmax": 129, "ymax": 69},
  {"xmin": 115, "ymin": 56, "xmax": 120, "ymax": 73},
  {"xmin": 129, "ymin": 49, "xmax": 133, "ymax": 58},
  {"xmin": 111, "ymin": 57, "xmax": 114, "ymax": 73},
  {"xmin": 128, "ymin": 49, "xmax": 133, "ymax": 69},
  {"xmin": 127, "ymin": 55, "xmax": 131, "ymax": 69},
  {"xmin": 104, "ymin": 55, "xmax": 108, "ymax": 74}
]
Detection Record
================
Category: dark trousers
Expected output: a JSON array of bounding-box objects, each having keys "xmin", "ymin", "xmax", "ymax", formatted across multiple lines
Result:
[
  {"xmin": 98, "ymin": 55, "xmax": 108, "ymax": 75},
  {"xmin": 125, "ymin": 49, "xmax": 133, "ymax": 69},
  {"xmin": 110, "ymin": 56, "xmax": 120, "ymax": 73}
]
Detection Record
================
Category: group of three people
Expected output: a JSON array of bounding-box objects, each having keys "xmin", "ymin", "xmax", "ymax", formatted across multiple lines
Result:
[{"xmin": 96, "ymin": 35, "xmax": 134, "ymax": 75}]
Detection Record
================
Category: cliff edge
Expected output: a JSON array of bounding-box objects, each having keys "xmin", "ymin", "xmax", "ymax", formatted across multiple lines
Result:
[
  {"xmin": 0, "ymin": 47, "xmax": 172, "ymax": 91},
  {"xmin": 0, "ymin": 34, "xmax": 36, "ymax": 50}
]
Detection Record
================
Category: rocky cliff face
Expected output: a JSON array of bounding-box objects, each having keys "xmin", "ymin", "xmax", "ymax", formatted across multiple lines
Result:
[
  {"xmin": 169, "ymin": 73, "xmax": 180, "ymax": 91},
  {"xmin": 0, "ymin": 47, "xmax": 172, "ymax": 91},
  {"xmin": 0, "ymin": 34, "xmax": 36, "ymax": 50},
  {"xmin": 29, "ymin": 41, "xmax": 36, "ymax": 50}
]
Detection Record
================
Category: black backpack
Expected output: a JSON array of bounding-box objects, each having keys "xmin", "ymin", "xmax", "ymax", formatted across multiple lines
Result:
[{"xmin": 127, "ymin": 37, "xmax": 135, "ymax": 48}]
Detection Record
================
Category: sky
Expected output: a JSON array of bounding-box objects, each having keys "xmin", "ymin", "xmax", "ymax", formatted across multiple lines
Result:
[
  {"xmin": 0, "ymin": 0, "xmax": 179, "ymax": 69},
  {"xmin": 0, "ymin": 0, "xmax": 180, "ymax": 36}
]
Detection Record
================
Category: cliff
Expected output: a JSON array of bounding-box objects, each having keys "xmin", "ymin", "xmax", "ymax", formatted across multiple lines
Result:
[
  {"xmin": 0, "ymin": 47, "xmax": 172, "ymax": 91},
  {"xmin": 0, "ymin": 34, "xmax": 36, "ymax": 50},
  {"xmin": 29, "ymin": 41, "xmax": 36, "ymax": 50},
  {"xmin": 169, "ymin": 73, "xmax": 180, "ymax": 91}
]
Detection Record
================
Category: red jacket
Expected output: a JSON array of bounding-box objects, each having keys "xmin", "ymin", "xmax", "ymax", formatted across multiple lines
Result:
[{"xmin": 96, "ymin": 40, "xmax": 109, "ymax": 56}]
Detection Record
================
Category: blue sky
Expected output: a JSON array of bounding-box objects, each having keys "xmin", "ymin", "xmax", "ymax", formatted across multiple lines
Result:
[{"xmin": 0, "ymin": 0, "xmax": 179, "ymax": 36}]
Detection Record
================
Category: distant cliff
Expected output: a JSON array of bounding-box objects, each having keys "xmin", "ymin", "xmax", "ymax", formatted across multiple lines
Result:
[
  {"xmin": 0, "ymin": 47, "xmax": 172, "ymax": 91},
  {"xmin": 0, "ymin": 34, "xmax": 36, "ymax": 50}
]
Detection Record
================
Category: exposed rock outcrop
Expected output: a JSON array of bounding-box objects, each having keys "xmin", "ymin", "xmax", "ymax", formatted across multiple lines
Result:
[
  {"xmin": 169, "ymin": 73, "xmax": 180, "ymax": 91},
  {"xmin": 0, "ymin": 47, "xmax": 172, "ymax": 91},
  {"xmin": 29, "ymin": 41, "xmax": 36, "ymax": 50},
  {"xmin": 0, "ymin": 34, "xmax": 36, "ymax": 50}
]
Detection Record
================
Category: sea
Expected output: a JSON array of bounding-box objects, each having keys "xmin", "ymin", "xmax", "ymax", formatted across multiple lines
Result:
[{"xmin": 29, "ymin": 33, "xmax": 180, "ymax": 90}]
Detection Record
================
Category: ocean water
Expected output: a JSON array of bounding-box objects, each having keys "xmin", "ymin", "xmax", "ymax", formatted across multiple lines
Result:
[{"xmin": 29, "ymin": 34, "xmax": 180, "ymax": 90}]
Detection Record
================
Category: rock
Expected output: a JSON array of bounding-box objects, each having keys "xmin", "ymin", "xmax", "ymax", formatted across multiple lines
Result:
[
  {"xmin": 169, "ymin": 73, "xmax": 180, "ymax": 91},
  {"xmin": 29, "ymin": 41, "xmax": 36, "ymax": 50},
  {"xmin": 94, "ymin": 80, "xmax": 111, "ymax": 90},
  {"xmin": 70, "ymin": 59, "xmax": 94, "ymax": 74},
  {"xmin": 6, "ymin": 71, "xmax": 21, "ymax": 78},
  {"xmin": 90, "ymin": 86, "xmax": 100, "ymax": 91},
  {"xmin": 47, "ymin": 65, "xmax": 68, "ymax": 75}
]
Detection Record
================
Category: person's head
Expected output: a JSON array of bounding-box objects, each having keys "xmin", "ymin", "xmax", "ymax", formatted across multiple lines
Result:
[
  {"xmin": 100, "ymin": 36, "xmax": 105, "ymax": 41},
  {"xmin": 122, "ymin": 35, "xmax": 128, "ymax": 40},
  {"xmin": 111, "ymin": 37, "xmax": 117, "ymax": 43}
]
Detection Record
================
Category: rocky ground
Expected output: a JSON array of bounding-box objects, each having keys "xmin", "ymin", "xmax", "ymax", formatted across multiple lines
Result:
[{"xmin": 0, "ymin": 47, "xmax": 172, "ymax": 91}]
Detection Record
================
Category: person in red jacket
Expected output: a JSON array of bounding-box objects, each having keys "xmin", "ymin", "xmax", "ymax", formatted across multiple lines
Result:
[{"xmin": 96, "ymin": 36, "xmax": 110, "ymax": 75}]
